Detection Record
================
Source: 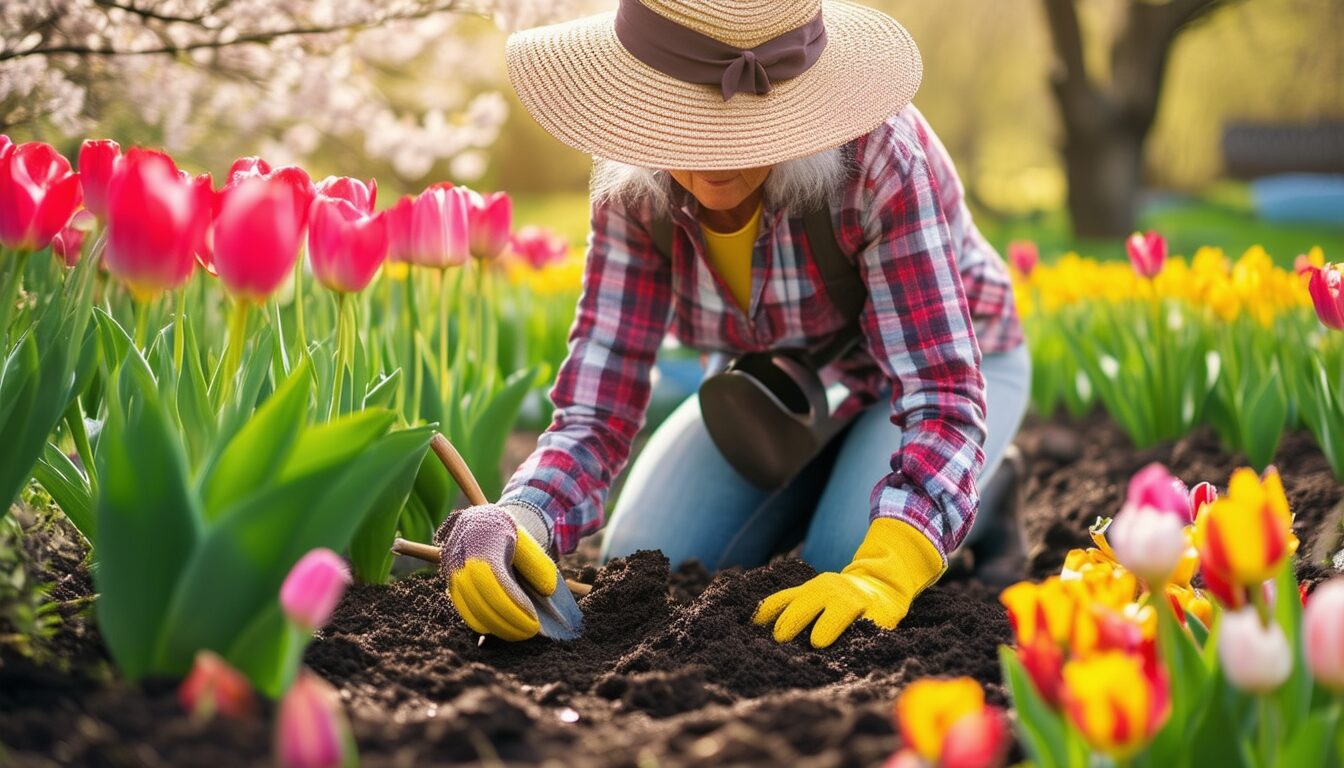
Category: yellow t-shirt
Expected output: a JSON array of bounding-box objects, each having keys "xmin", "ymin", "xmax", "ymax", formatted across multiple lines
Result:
[{"xmin": 700, "ymin": 203, "xmax": 762, "ymax": 313}]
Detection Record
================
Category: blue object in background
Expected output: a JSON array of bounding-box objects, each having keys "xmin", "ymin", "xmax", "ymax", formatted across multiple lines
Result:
[{"xmin": 1250, "ymin": 174, "xmax": 1344, "ymax": 226}]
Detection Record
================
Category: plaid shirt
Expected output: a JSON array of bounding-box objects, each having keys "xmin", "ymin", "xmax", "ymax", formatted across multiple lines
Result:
[{"xmin": 501, "ymin": 105, "xmax": 1023, "ymax": 560}]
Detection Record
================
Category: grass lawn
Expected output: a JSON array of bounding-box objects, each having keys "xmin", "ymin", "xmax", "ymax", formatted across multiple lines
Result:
[{"xmin": 513, "ymin": 184, "xmax": 1344, "ymax": 268}]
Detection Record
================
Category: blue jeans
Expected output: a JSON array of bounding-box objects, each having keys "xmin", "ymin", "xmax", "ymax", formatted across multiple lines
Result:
[{"xmin": 600, "ymin": 344, "xmax": 1032, "ymax": 573}]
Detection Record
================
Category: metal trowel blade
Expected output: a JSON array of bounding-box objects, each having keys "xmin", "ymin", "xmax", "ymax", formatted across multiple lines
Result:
[{"xmin": 520, "ymin": 575, "xmax": 585, "ymax": 641}]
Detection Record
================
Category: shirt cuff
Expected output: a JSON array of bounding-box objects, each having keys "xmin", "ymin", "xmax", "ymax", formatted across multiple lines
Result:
[{"xmin": 499, "ymin": 492, "xmax": 556, "ymax": 556}]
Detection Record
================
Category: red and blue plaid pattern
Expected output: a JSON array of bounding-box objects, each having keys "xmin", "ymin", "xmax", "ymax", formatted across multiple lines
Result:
[{"xmin": 501, "ymin": 106, "xmax": 1023, "ymax": 559}]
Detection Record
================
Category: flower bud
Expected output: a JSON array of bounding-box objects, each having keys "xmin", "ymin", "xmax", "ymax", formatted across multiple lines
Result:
[
  {"xmin": 178, "ymin": 650, "xmax": 256, "ymax": 721},
  {"xmin": 895, "ymin": 677, "xmax": 987, "ymax": 764},
  {"xmin": 1109, "ymin": 506, "xmax": 1188, "ymax": 587},
  {"xmin": 1194, "ymin": 467, "xmax": 1297, "ymax": 600},
  {"xmin": 1218, "ymin": 607, "xmax": 1292, "ymax": 694},
  {"xmin": 1007, "ymin": 241, "xmax": 1039, "ymax": 277},
  {"xmin": 1303, "ymin": 577, "xmax": 1344, "ymax": 692},
  {"xmin": 465, "ymin": 189, "xmax": 512, "ymax": 261},
  {"xmin": 1126, "ymin": 231, "xmax": 1167, "ymax": 279},
  {"xmin": 274, "ymin": 670, "xmax": 349, "ymax": 768},
  {"xmin": 280, "ymin": 549, "xmax": 351, "ymax": 631},
  {"xmin": 1062, "ymin": 652, "xmax": 1169, "ymax": 759},
  {"xmin": 940, "ymin": 706, "xmax": 1008, "ymax": 768}
]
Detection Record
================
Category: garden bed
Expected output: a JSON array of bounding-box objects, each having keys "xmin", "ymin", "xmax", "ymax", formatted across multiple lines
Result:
[{"xmin": 1, "ymin": 413, "xmax": 1340, "ymax": 767}]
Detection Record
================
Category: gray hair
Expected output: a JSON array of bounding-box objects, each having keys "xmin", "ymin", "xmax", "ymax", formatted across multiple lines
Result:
[{"xmin": 589, "ymin": 145, "xmax": 856, "ymax": 215}]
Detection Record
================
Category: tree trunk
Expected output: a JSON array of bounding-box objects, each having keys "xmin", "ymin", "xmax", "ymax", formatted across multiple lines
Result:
[{"xmin": 1060, "ymin": 113, "xmax": 1147, "ymax": 238}]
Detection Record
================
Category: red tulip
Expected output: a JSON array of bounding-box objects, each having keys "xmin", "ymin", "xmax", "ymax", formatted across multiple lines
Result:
[
  {"xmin": 315, "ymin": 176, "xmax": 377, "ymax": 214},
  {"xmin": 1306, "ymin": 264, "xmax": 1344, "ymax": 330},
  {"xmin": 406, "ymin": 183, "xmax": 470, "ymax": 269},
  {"xmin": 0, "ymin": 141, "xmax": 83, "ymax": 253},
  {"xmin": 941, "ymin": 706, "xmax": 1009, "ymax": 768},
  {"xmin": 1126, "ymin": 231, "xmax": 1167, "ymax": 279},
  {"xmin": 225, "ymin": 156, "xmax": 315, "ymax": 229},
  {"xmin": 178, "ymin": 650, "xmax": 257, "ymax": 721},
  {"xmin": 465, "ymin": 189, "xmax": 512, "ymax": 261},
  {"xmin": 212, "ymin": 175, "xmax": 304, "ymax": 301},
  {"xmin": 78, "ymin": 139, "xmax": 121, "ymax": 220},
  {"xmin": 308, "ymin": 198, "xmax": 388, "ymax": 294},
  {"xmin": 104, "ymin": 149, "xmax": 211, "ymax": 297},
  {"xmin": 1188, "ymin": 481, "xmax": 1217, "ymax": 521},
  {"xmin": 509, "ymin": 226, "xmax": 569, "ymax": 270},
  {"xmin": 274, "ymin": 670, "xmax": 349, "ymax": 768},
  {"xmin": 1007, "ymin": 241, "xmax": 1039, "ymax": 277},
  {"xmin": 52, "ymin": 210, "xmax": 94, "ymax": 267},
  {"xmin": 0, "ymin": 135, "xmax": 11, "ymax": 160}
]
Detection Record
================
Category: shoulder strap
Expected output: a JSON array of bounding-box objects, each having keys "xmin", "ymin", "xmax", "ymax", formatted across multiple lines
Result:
[{"xmin": 801, "ymin": 205, "xmax": 865, "ymax": 366}]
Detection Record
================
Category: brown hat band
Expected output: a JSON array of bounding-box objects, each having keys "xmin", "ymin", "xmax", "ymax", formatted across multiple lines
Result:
[{"xmin": 614, "ymin": 0, "xmax": 829, "ymax": 101}]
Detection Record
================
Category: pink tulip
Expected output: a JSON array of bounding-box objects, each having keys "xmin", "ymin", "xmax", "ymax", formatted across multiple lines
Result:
[
  {"xmin": 941, "ymin": 707, "xmax": 1009, "ymax": 768},
  {"xmin": 212, "ymin": 175, "xmax": 305, "ymax": 301},
  {"xmin": 315, "ymin": 176, "xmax": 377, "ymax": 214},
  {"xmin": 274, "ymin": 671, "xmax": 348, "ymax": 768},
  {"xmin": 1306, "ymin": 265, "xmax": 1344, "ymax": 331},
  {"xmin": 78, "ymin": 139, "xmax": 121, "ymax": 220},
  {"xmin": 405, "ymin": 183, "xmax": 470, "ymax": 269},
  {"xmin": 1109, "ymin": 463, "xmax": 1191, "ymax": 587},
  {"xmin": 178, "ymin": 650, "xmax": 257, "ymax": 721},
  {"xmin": 466, "ymin": 189, "xmax": 512, "ymax": 261},
  {"xmin": 0, "ymin": 141, "xmax": 83, "ymax": 253},
  {"xmin": 226, "ymin": 156, "xmax": 271, "ymax": 185},
  {"xmin": 280, "ymin": 548, "xmax": 351, "ymax": 631},
  {"xmin": 1007, "ymin": 241, "xmax": 1039, "ymax": 277},
  {"xmin": 0, "ymin": 135, "xmax": 11, "ymax": 160},
  {"xmin": 1304, "ymin": 577, "xmax": 1344, "ymax": 692},
  {"xmin": 52, "ymin": 210, "xmax": 94, "ymax": 267},
  {"xmin": 104, "ymin": 149, "xmax": 212, "ymax": 297},
  {"xmin": 509, "ymin": 226, "xmax": 569, "ymax": 270},
  {"xmin": 1188, "ymin": 481, "xmax": 1217, "ymax": 521},
  {"xmin": 308, "ymin": 198, "xmax": 388, "ymax": 294},
  {"xmin": 1218, "ymin": 607, "xmax": 1292, "ymax": 693},
  {"xmin": 1126, "ymin": 231, "xmax": 1167, "ymax": 279},
  {"xmin": 881, "ymin": 750, "xmax": 924, "ymax": 768}
]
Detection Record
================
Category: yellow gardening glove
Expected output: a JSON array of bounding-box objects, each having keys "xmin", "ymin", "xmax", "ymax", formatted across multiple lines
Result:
[
  {"xmin": 753, "ymin": 518, "xmax": 946, "ymax": 648},
  {"xmin": 435, "ymin": 504, "xmax": 560, "ymax": 641}
]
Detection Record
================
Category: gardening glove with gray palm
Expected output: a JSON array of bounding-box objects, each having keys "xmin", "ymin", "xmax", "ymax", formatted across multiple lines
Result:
[{"xmin": 434, "ymin": 503, "xmax": 559, "ymax": 641}]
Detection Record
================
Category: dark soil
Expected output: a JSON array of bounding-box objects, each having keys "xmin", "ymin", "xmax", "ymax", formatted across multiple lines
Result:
[{"xmin": 1, "ymin": 415, "xmax": 1340, "ymax": 767}]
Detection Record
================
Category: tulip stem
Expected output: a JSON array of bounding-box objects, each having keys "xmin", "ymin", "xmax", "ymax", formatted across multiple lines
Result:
[
  {"xmin": 173, "ymin": 287, "xmax": 186, "ymax": 372},
  {"xmin": 1257, "ymin": 695, "xmax": 1275, "ymax": 767},
  {"xmin": 218, "ymin": 299, "xmax": 250, "ymax": 408},
  {"xmin": 0, "ymin": 250, "xmax": 25, "ymax": 347},
  {"xmin": 294, "ymin": 247, "xmax": 307, "ymax": 358},
  {"xmin": 476, "ymin": 259, "xmax": 491, "ymax": 396},
  {"xmin": 439, "ymin": 267, "xmax": 450, "ymax": 399},
  {"xmin": 407, "ymin": 269, "xmax": 423, "ymax": 424},
  {"xmin": 133, "ymin": 298, "xmax": 149, "ymax": 351}
]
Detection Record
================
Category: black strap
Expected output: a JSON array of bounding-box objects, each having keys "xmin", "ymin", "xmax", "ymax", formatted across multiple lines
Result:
[{"xmin": 649, "ymin": 205, "xmax": 865, "ymax": 367}]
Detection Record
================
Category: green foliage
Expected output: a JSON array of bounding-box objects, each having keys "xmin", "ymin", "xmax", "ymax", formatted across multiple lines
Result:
[
  {"xmin": 0, "ymin": 515, "xmax": 61, "ymax": 664},
  {"xmin": 92, "ymin": 352, "xmax": 431, "ymax": 695}
]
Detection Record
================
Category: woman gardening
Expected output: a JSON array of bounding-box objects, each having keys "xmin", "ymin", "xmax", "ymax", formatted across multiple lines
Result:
[{"xmin": 437, "ymin": 0, "xmax": 1029, "ymax": 649}]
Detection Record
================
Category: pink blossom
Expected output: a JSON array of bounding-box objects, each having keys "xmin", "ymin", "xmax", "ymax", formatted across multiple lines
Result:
[
  {"xmin": 280, "ymin": 549, "xmax": 351, "ymax": 631},
  {"xmin": 1125, "ymin": 231, "xmax": 1167, "ymax": 279}
]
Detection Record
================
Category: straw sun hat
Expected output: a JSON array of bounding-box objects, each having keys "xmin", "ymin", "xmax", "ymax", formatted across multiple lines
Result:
[{"xmin": 505, "ymin": 0, "xmax": 922, "ymax": 170}]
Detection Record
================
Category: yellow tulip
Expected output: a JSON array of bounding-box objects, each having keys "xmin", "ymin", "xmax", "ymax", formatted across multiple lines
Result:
[
  {"xmin": 1194, "ymin": 468, "xmax": 1298, "ymax": 599},
  {"xmin": 894, "ymin": 677, "xmax": 985, "ymax": 762},
  {"xmin": 1062, "ymin": 652, "xmax": 1170, "ymax": 759}
]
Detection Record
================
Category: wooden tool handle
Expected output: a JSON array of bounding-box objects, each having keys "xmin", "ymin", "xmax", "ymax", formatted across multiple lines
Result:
[
  {"xmin": 391, "ymin": 538, "xmax": 592, "ymax": 597},
  {"xmin": 431, "ymin": 433, "xmax": 488, "ymax": 507}
]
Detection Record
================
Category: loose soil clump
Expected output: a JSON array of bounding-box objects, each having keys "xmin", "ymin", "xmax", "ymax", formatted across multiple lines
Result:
[{"xmin": 1, "ymin": 415, "xmax": 1339, "ymax": 766}]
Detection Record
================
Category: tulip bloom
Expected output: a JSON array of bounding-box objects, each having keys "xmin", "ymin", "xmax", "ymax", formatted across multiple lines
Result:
[
  {"xmin": 895, "ymin": 677, "xmax": 1004, "ymax": 767},
  {"xmin": 308, "ymin": 197, "xmax": 389, "ymax": 294},
  {"xmin": 385, "ymin": 195, "xmax": 415, "ymax": 264},
  {"xmin": 1126, "ymin": 231, "xmax": 1166, "ymax": 279},
  {"xmin": 1218, "ymin": 607, "xmax": 1292, "ymax": 694},
  {"xmin": 1303, "ymin": 577, "xmax": 1344, "ymax": 692},
  {"xmin": 280, "ymin": 549, "xmax": 351, "ymax": 632},
  {"xmin": 402, "ymin": 183, "xmax": 470, "ymax": 269},
  {"xmin": 1306, "ymin": 264, "xmax": 1344, "ymax": 330},
  {"xmin": 226, "ymin": 156, "xmax": 315, "ymax": 230},
  {"xmin": 1194, "ymin": 468, "xmax": 1298, "ymax": 606},
  {"xmin": 78, "ymin": 139, "xmax": 121, "ymax": 220},
  {"xmin": 1188, "ymin": 481, "xmax": 1217, "ymax": 521},
  {"xmin": 1062, "ymin": 652, "xmax": 1169, "ymax": 759},
  {"xmin": 178, "ymin": 650, "xmax": 257, "ymax": 721},
  {"xmin": 212, "ymin": 175, "xmax": 305, "ymax": 301},
  {"xmin": 1007, "ymin": 241, "xmax": 1039, "ymax": 277},
  {"xmin": 466, "ymin": 189, "xmax": 512, "ymax": 261},
  {"xmin": 104, "ymin": 149, "xmax": 212, "ymax": 297},
  {"xmin": 1109, "ymin": 465, "xmax": 1192, "ymax": 587},
  {"xmin": 52, "ymin": 210, "xmax": 94, "ymax": 267},
  {"xmin": 315, "ymin": 175, "xmax": 377, "ymax": 214},
  {"xmin": 0, "ymin": 141, "xmax": 83, "ymax": 253},
  {"xmin": 274, "ymin": 670, "xmax": 349, "ymax": 768},
  {"xmin": 509, "ymin": 226, "xmax": 570, "ymax": 270}
]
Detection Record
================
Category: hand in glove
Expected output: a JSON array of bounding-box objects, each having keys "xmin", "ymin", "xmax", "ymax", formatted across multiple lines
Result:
[
  {"xmin": 753, "ymin": 518, "xmax": 945, "ymax": 648},
  {"xmin": 435, "ymin": 504, "xmax": 558, "ymax": 641}
]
